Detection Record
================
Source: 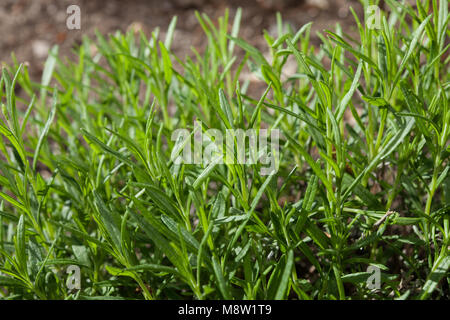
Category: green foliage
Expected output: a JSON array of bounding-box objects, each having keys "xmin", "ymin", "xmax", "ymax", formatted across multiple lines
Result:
[{"xmin": 0, "ymin": 2, "xmax": 448, "ymax": 300}]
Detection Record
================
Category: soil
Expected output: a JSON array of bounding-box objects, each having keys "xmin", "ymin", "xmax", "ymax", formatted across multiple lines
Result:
[{"xmin": 0, "ymin": 0, "xmax": 365, "ymax": 79}]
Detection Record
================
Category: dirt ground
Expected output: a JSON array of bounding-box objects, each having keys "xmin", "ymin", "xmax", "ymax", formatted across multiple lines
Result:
[{"xmin": 0, "ymin": 0, "xmax": 365, "ymax": 79}]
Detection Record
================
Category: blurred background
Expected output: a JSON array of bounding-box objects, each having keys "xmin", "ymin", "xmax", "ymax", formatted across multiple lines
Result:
[{"xmin": 0, "ymin": 0, "xmax": 367, "ymax": 79}]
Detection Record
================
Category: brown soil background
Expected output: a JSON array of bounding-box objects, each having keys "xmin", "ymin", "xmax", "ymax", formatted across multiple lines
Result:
[{"xmin": 0, "ymin": 0, "xmax": 366, "ymax": 79}]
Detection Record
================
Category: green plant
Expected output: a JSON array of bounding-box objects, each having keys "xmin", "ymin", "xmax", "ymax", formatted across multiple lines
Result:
[{"xmin": 0, "ymin": 1, "xmax": 448, "ymax": 300}]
